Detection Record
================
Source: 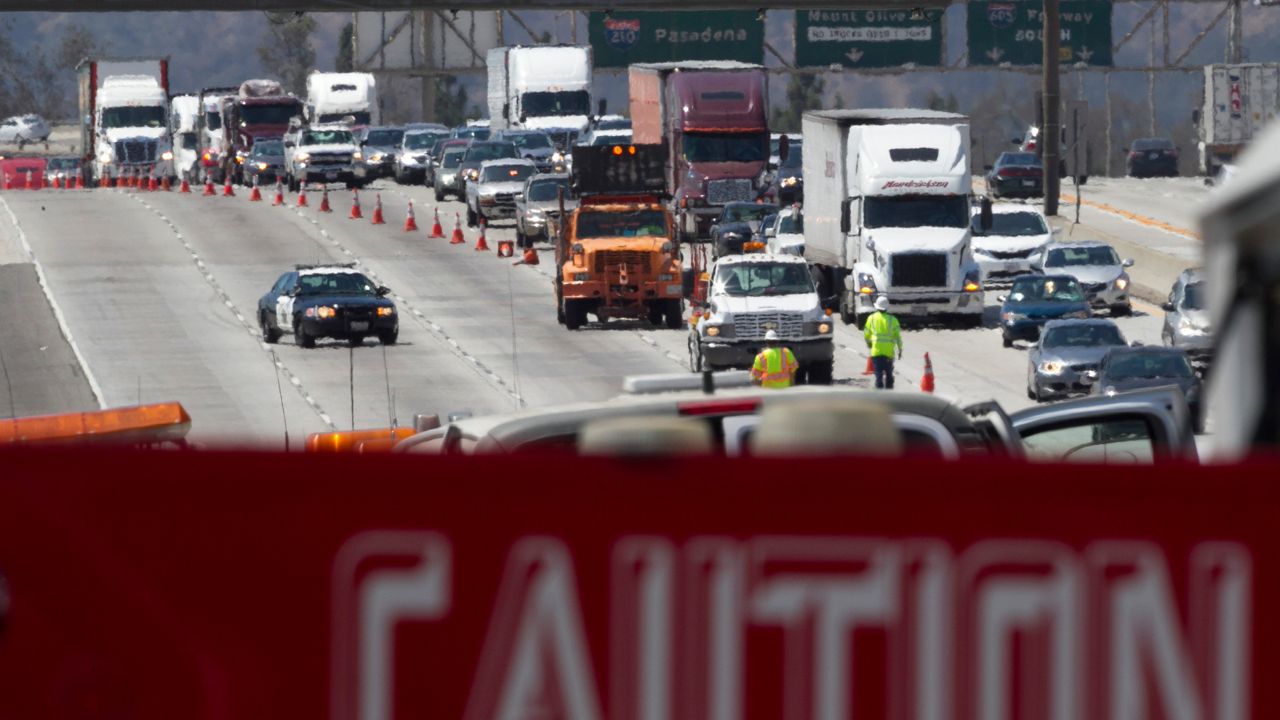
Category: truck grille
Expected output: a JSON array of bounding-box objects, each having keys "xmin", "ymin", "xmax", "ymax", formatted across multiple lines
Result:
[
  {"xmin": 890, "ymin": 253, "xmax": 948, "ymax": 288},
  {"xmin": 595, "ymin": 251, "xmax": 650, "ymax": 273},
  {"xmin": 733, "ymin": 312, "xmax": 804, "ymax": 340},
  {"xmin": 707, "ymin": 179, "xmax": 753, "ymax": 205},
  {"xmin": 114, "ymin": 139, "xmax": 157, "ymax": 164}
]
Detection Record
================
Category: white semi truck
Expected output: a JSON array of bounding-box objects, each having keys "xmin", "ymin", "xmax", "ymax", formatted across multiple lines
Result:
[
  {"xmin": 486, "ymin": 45, "xmax": 592, "ymax": 149},
  {"xmin": 306, "ymin": 72, "xmax": 378, "ymax": 127},
  {"xmin": 1193, "ymin": 63, "xmax": 1280, "ymax": 176},
  {"xmin": 76, "ymin": 58, "xmax": 174, "ymax": 184},
  {"xmin": 801, "ymin": 109, "xmax": 986, "ymax": 328}
]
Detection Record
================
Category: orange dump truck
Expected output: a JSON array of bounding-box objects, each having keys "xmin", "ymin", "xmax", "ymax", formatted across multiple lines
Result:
[{"xmin": 555, "ymin": 144, "xmax": 685, "ymax": 330}]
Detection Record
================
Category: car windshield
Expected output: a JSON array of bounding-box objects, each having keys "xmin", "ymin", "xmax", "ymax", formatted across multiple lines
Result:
[
  {"xmin": 482, "ymin": 164, "xmax": 535, "ymax": 182},
  {"xmin": 721, "ymin": 204, "xmax": 773, "ymax": 223},
  {"xmin": 683, "ymin": 131, "xmax": 768, "ymax": 163},
  {"xmin": 101, "ymin": 106, "xmax": 165, "ymax": 129},
  {"xmin": 1000, "ymin": 153, "xmax": 1041, "ymax": 166},
  {"xmin": 779, "ymin": 213, "xmax": 803, "ymax": 233},
  {"xmin": 455, "ymin": 127, "xmax": 490, "ymax": 140},
  {"xmin": 575, "ymin": 210, "xmax": 667, "ymax": 238},
  {"xmin": 976, "ymin": 211, "xmax": 1048, "ymax": 236},
  {"xmin": 297, "ymin": 272, "xmax": 378, "ymax": 295},
  {"xmin": 1106, "ymin": 353, "xmax": 1193, "ymax": 379},
  {"xmin": 508, "ymin": 133, "xmax": 552, "ymax": 150},
  {"xmin": 1133, "ymin": 138, "xmax": 1174, "ymax": 151},
  {"xmin": 253, "ymin": 139, "xmax": 283, "ymax": 155},
  {"xmin": 865, "ymin": 195, "xmax": 969, "ymax": 229},
  {"xmin": 527, "ymin": 179, "xmax": 569, "ymax": 202},
  {"xmin": 301, "ymin": 130, "xmax": 353, "ymax": 145},
  {"xmin": 442, "ymin": 150, "xmax": 465, "ymax": 168},
  {"xmin": 465, "ymin": 143, "xmax": 518, "ymax": 163},
  {"xmin": 713, "ymin": 263, "xmax": 814, "ymax": 297},
  {"xmin": 521, "ymin": 90, "xmax": 590, "ymax": 117},
  {"xmin": 317, "ymin": 111, "xmax": 371, "ymax": 126},
  {"xmin": 204, "ymin": 110, "xmax": 222, "ymax": 130},
  {"xmin": 1042, "ymin": 324, "xmax": 1125, "ymax": 348},
  {"xmin": 1182, "ymin": 282, "xmax": 1206, "ymax": 310},
  {"xmin": 241, "ymin": 103, "xmax": 302, "ymax": 126},
  {"xmin": 1008, "ymin": 277, "xmax": 1085, "ymax": 302},
  {"xmin": 365, "ymin": 129, "xmax": 403, "ymax": 146},
  {"xmin": 181, "ymin": 132, "xmax": 199, "ymax": 150},
  {"xmin": 1045, "ymin": 246, "xmax": 1120, "ymax": 267}
]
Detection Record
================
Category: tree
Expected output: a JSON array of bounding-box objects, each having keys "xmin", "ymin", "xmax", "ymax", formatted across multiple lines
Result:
[
  {"xmin": 336, "ymin": 22, "xmax": 354, "ymax": 72},
  {"xmin": 257, "ymin": 12, "xmax": 317, "ymax": 96},
  {"xmin": 770, "ymin": 73, "xmax": 827, "ymax": 134}
]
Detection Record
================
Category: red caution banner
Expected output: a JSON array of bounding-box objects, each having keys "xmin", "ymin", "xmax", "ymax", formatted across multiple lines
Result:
[{"xmin": 0, "ymin": 449, "xmax": 1275, "ymax": 718}]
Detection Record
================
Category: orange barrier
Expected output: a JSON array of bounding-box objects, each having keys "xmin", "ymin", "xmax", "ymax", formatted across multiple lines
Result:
[
  {"xmin": 304, "ymin": 426, "xmax": 414, "ymax": 452},
  {"xmin": 0, "ymin": 402, "xmax": 191, "ymax": 446}
]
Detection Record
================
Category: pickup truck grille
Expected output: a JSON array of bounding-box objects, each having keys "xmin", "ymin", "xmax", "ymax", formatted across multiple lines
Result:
[
  {"xmin": 308, "ymin": 152, "xmax": 352, "ymax": 167},
  {"xmin": 594, "ymin": 251, "xmax": 650, "ymax": 273},
  {"xmin": 734, "ymin": 312, "xmax": 804, "ymax": 340},
  {"xmin": 494, "ymin": 192, "xmax": 517, "ymax": 206},
  {"xmin": 114, "ymin": 139, "xmax": 157, "ymax": 164},
  {"xmin": 707, "ymin": 179, "xmax": 754, "ymax": 205},
  {"xmin": 890, "ymin": 252, "xmax": 948, "ymax": 288}
]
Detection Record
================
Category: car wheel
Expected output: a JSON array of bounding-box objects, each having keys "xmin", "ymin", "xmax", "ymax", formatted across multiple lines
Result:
[
  {"xmin": 260, "ymin": 311, "xmax": 282, "ymax": 344},
  {"xmin": 1002, "ymin": 333, "xmax": 1013, "ymax": 348},
  {"xmin": 1111, "ymin": 302, "xmax": 1132, "ymax": 317},
  {"xmin": 806, "ymin": 360, "xmax": 834, "ymax": 385},
  {"xmin": 378, "ymin": 328, "xmax": 398, "ymax": 346},
  {"xmin": 434, "ymin": 188, "xmax": 444, "ymax": 202},
  {"xmin": 294, "ymin": 319, "xmax": 315, "ymax": 348}
]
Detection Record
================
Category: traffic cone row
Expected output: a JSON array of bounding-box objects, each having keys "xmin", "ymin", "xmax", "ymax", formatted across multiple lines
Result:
[
  {"xmin": 474, "ymin": 217, "xmax": 489, "ymax": 251},
  {"xmin": 297, "ymin": 184, "xmax": 308, "ymax": 207},
  {"xmin": 222, "ymin": 175, "xmax": 235, "ymax": 197},
  {"xmin": 429, "ymin": 207, "xmax": 444, "ymax": 238},
  {"xmin": 496, "ymin": 240, "xmax": 514, "ymax": 258},
  {"xmin": 180, "ymin": 177, "xmax": 191, "ymax": 193},
  {"xmin": 449, "ymin": 212, "xmax": 465, "ymax": 244},
  {"xmin": 271, "ymin": 179, "xmax": 284, "ymax": 205},
  {"xmin": 203, "ymin": 177, "xmax": 216, "ymax": 196}
]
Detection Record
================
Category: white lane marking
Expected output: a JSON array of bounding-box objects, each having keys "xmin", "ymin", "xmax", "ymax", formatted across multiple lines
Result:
[{"xmin": 0, "ymin": 196, "xmax": 106, "ymax": 409}]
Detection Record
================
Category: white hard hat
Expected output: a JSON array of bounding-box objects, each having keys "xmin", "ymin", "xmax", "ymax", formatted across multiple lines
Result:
[
  {"xmin": 874, "ymin": 296, "xmax": 890, "ymax": 311},
  {"xmin": 764, "ymin": 329, "xmax": 780, "ymax": 341}
]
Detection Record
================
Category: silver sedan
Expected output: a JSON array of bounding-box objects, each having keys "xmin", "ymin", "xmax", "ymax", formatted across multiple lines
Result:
[{"xmin": 1027, "ymin": 318, "xmax": 1129, "ymax": 402}]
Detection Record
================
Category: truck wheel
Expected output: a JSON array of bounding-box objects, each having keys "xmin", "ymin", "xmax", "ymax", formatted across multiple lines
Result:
[
  {"xmin": 564, "ymin": 301, "xmax": 587, "ymax": 330},
  {"xmin": 805, "ymin": 360, "xmax": 835, "ymax": 386},
  {"xmin": 647, "ymin": 303, "xmax": 664, "ymax": 326},
  {"xmin": 663, "ymin": 300, "xmax": 684, "ymax": 329}
]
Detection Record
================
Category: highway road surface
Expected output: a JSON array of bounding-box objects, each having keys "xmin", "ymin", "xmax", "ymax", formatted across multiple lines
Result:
[{"xmin": 0, "ymin": 176, "xmax": 1201, "ymax": 447}]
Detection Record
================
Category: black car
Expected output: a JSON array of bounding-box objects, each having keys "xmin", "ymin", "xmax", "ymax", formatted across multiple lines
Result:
[
  {"xmin": 771, "ymin": 142, "xmax": 803, "ymax": 204},
  {"xmin": 360, "ymin": 126, "xmax": 405, "ymax": 179},
  {"xmin": 1125, "ymin": 137, "xmax": 1179, "ymax": 178},
  {"xmin": 711, "ymin": 202, "xmax": 777, "ymax": 258},
  {"xmin": 457, "ymin": 140, "xmax": 518, "ymax": 190},
  {"xmin": 1093, "ymin": 346, "xmax": 1203, "ymax": 431},
  {"xmin": 999, "ymin": 274, "xmax": 1091, "ymax": 347},
  {"xmin": 244, "ymin": 137, "xmax": 285, "ymax": 186},
  {"xmin": 258, "ymin": 265, "xmax": 398, "ymax": 348},
  {"xmin": 985, "ymin": 152, "xmax": 1044, "ymax": 199}
]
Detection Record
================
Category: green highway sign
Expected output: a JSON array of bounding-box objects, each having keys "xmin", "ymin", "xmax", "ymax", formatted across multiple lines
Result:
[
  {"xmin": 795, "ymin": 8, "xmax": 944, "ymax": 69},
  {"xmin": 588, "ymin": 11, "xmax": 764, "ymax": 68},
  {"xmin": 968, "ymin": 1, "xmax": 1113, "ymax": 67}
]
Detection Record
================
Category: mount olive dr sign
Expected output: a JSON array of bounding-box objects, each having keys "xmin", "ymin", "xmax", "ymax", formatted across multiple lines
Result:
[
  {"xmin": 589, "ymin": 10, "xmax": 764, "ymax": 68},
  {"xmin": 968, "ymin": 0, "xmax": 1113, "ymax": 67},
  {"xmin": 795, "ymin": 8, "xmax": 944, "ymax": 69}
]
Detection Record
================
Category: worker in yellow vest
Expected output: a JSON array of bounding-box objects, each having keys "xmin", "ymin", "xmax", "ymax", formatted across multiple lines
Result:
[
  {"xmin": 864, "ymin": 296, "xmax": 903, "ymax": 389},
  {"xmin": 750, "ymin": 330, "xmax": 799, "ymax": 388}
]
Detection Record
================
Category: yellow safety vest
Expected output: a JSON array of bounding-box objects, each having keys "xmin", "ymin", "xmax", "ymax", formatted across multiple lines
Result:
[
  {"xmin": 752, "ymin": 346, "xmax": 798, "ymax": 388},
  {"xmin": 864, "ymin": 311, "xmax": 902, "ymax": 358}
]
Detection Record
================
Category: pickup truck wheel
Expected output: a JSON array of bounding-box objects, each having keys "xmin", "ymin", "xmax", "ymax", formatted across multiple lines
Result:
[
  {"xmin": 1002, "ymin": 333, "xmax": 1013, "ymax": 348},
  {"xmin": 663, "ymin": 300, "xmax": 684, "ymax": 329},
  {"xmin": 806, "ymin": 360, "xmax": 834, "ymax": 385},
  {"xmin": 434, "ymin": 188, "xmax": 444, "ymax": 202}
]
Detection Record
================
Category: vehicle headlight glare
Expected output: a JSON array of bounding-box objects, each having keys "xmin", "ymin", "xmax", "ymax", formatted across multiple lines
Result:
[
  {"xmin": 1115, "ymin": 276, "xmax": 1129, "ymax": 290},
  {"xmin": 781, "ymin": 176, "xmax": 797, "ymax": 187},
  {"xmin": 1039, "ymin": 361, "xmax": 1063, "ymax": 375},
  {"xmin": 161, "ymin": 150, "xmax": 174, "ymax": 161},
  {"xmin": 256, "ymin": 162, "xmax": 269, "ymax": 171},
  {"xmin": 818, "ymin": 322, "xmax": 831, "ymax": 334},
  {"xmin": 316, "ymin": 306, "xmax": 336, "ymax": 319},
  {"xmin": 295, "ymin": 152, "xmax": 310, "ymax": 162},
  {"xmin": 706, "ymin": 326, "xmax": 720, "ymax": 337},
  {"xmin": 352, "ymin": 151, "xmax": 363, "ymax": 160},
  {"xmin": 377, "ymin": 306, "xmax": 395, "ymax": 317}
]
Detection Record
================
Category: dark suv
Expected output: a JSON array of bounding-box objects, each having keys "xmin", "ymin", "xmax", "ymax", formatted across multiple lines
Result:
[{"xmin": 1125, "ymin": 137, "xmax": 1179, "ymax": 178}]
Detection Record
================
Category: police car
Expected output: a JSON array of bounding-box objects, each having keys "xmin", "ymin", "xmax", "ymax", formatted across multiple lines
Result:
[{"xmin": 257, "ymin": 264, "xmax": 397, "ymax": 348}]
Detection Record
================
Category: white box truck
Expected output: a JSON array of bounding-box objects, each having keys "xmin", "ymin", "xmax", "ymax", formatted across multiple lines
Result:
[
  {"xmin": 802, "ymin": 109, "xmax": 985, "ymax": 328},
  {"xmin": 306, "ymin": 72, "xmax": 378, "ymax": 127},
  {"xmin": 487, "ymin": 45, "xmax": 592, "ymax": 149},
  {"xmin": 1194, "ymin": 63, "xmax": 1280, "ymax": 176}
]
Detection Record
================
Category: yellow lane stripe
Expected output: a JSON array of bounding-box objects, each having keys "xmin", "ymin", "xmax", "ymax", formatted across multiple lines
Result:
[{"xmin": 1059, "ymin": 192, "xmax": 1201, "ymax": 241}]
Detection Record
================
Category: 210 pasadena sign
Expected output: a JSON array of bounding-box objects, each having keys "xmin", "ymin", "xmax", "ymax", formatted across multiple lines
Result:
[{"xmin": 332, "ymin": 533, "xmax": 1250, "ymax": 720}]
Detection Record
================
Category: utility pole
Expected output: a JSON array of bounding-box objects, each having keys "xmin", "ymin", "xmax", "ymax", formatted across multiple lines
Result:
[{"xmin": 1042, "ymin": 0, "xmax": 1061, "ymax": 216}]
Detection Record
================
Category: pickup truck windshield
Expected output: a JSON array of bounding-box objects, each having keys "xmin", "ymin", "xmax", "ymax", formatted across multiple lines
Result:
[
  {"xmin": 442, "ymin": 150, "xmax": 465, "ymax": 168},
  {"xmin": 364, "ymin": 129, "xmax": 403, "ymax": 146},
  {"xmin": 1182, "ymin": 282, "xmax": 1206, "ymax": 310},
  {"xmin": 301, "ymin": 130, "xmax": 354, "ymax": 145},
  {"xmin": 101, "ymin": 106, "xmax": 165, "ymax": 129},
  {"xmin": 714, "ymin": 263, "xmax": 814, "ymax": 297},
  {"xmin": 521, "ymin": 91, "xmax": 590, "ymax": 118},
  {"xmin": 865, "ymin": 195, "xmax": 968, "ymax": 229},
  {"xmin": 482, "ymin": 164, "xmax": 535, "ymax": 182},
  {"xmin": 527, "ymin": 179, "xmax": 570, "ymax": 202},
  {"xmin": 298, "ymin": 273, "xmax": 377, "ymax": 295},
  {"xmin": 241, "ymin": 104, "xmax": 302, "ymax": 126},
  {"xmin": 683, "ymin": 132, "xmax": 768, "ymax": 163},
  {"xmin": 575, "ymin": 210, "xmax": 667, "ymax": 238}
]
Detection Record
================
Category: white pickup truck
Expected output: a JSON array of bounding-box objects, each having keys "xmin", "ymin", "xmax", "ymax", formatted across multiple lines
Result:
[{"xmin": 282, "ymin": 123, "xmax": 367, "ymax": 191}]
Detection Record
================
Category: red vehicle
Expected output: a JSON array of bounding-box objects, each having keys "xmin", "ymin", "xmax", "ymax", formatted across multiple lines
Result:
[
  {"xmin": 218, "ymin": 79, "xmax": 303, "ymax": 185},
  {"xmin": 0, "ymin": 156, "xmax": 47, "ymax": 189},
  {"xmin": 629, "ymin": 61, "xmax": 771, "ymax": 240}
]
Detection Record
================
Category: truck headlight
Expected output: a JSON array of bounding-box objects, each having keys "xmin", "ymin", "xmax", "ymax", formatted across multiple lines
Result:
[
  {"xmin": 551, "ymin": 151, "xmax": 564, "ymax": 163},
  {"xmin": 368, "ymin": 153, "xmax": 383, "ymax": 163},
  {"xmin": 963, "ymin": 272, "xmax": 982, "ymax": 293},
  {"xmin": 706, "ymin": 326, "xmax": 720, "ymax": 336},
  {"xmin": 856, "ymin": 272, "xmax": 877, "ymax": 295},
  {"xmin": 781, "ymin": 176, "xmax": 798, "ymax": 187},
  {"xmin": 161, "ymin": 150, "xmax": 174, "ymax": 161},
  {"xmin": 818, "ymin": 322, "xmax": 831, "ymax": 334},
  {"xmin": 295, "ymin": 152, "xmax": 310, "ymax": 163},
  {"xmin": 352, "ymin": 151, "xmax": 363, "ymax": 160},
  {"xmin": 98, "ymin": 150, "xmax": 113, "ymax": 164}
]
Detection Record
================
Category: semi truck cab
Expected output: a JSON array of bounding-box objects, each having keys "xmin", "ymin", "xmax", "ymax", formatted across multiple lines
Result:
[
  {"xmin": 220, "ymin": 79, "xmax": 304, "ymax": 184},
  {"xmin": 93, "ymin": 76, "xmax": 174, "ymax": 182}
]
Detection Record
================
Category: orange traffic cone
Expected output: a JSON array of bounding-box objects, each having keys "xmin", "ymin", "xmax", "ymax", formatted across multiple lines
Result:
[
  {"xmin": 296, "ymin": 184, "xmax": 309, "ymax": 208},
  {"xmin": 203, "ymin": 176, "xmax": 215, "ymax": 196},
  {"xmin": 496, "ymin": 239, "xmax": 514, "ymax": 258},
  {"xmin": 920, "ymin": 352, "xmax": 935, "ymax": 394},
  {"xmin": 179, "ymin": 177, "xmax": 191, "ymax": 193},
  {"xmin": 349, "ymin": 189, "xmax": 363, "ymax": 219},
  {"xmin": 862, "ymin": 356, "xmax": 875, "ymax": 375},
  {"xmin": 429, "ymin": 207, "xmax": 444, "ymax": 238},
  {"xmin": 403, "ymin": 201, "xmax": 418, "ymax": 231},
  {"xmin": 222, "ymin": 175, "xmax": 235, "ymax": 197},
  {"xmin": 370, "ymin": 193, "xmax": 385, "ymax": 225},
  {"xmin": 99, "ymin": 174, "xmax": 109, "ymax": 189},
  {"xmin": 148, "ymin": 173, "xmax": 159, "ymax": 192},
  {"xmin": 449, "ymin": 213, "xmax": 465, "ymax": 244},
  {"xmin": 75, "ymin": 173, "xmax": 85, "ymax": 190},
  {"xmin": 117, "ymin": 174, "xmax": 128, "ymax": 190},
  {"xmin": 52, "ymin": 175, "xmax": 62, "ymax": 190},
  {"xmin": 514, "ymin": 246, "xmax": 540, "ymax": 266},
  {"xmin": 270, "ymin": 179, "xmax": 283, "ymax": 205},
  {"xmin": 160, "ymin": 175, "xmax": 171, "ymax": 191},
  {"xmin": 131, "ymin": 169, "xmax": 140, "ymax": 188},
  {"xmin": 319, "ymin": 187, "xmax": 331, "ymax": 212},
  {"xmin": 249, "ymin": 175, "xmax": 262, "ymax": 202},
  {"xmin": 474, "ymin": 217, "xmax": 490, "ymax": 251}
]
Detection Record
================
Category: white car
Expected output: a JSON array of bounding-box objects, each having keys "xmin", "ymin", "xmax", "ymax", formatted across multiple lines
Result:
[
  {"xmin": 465, "ymin": 159, "xmax": 538, "ymax": 226},
  {"xmin": 969, "ymin": 203, "xmax": 1054, "ymax": 285},
  {"xmin": 0, "ymin": 114, "xmax": 50, "ymax": 146},
  {"xmin": 1035, "ymin": 241, "xmax": 1134, "ymax": 316},
  {"xmin": 764, "ymin": 206, "xmax": 805, "ymax": 256}
]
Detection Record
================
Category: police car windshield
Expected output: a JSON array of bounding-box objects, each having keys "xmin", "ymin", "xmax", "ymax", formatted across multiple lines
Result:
[
  {"xmin": 575, "ymin": 210, "xmax": 666, "ymax": 238},
  {"xmin": 714, "ymin": 263, "xmax": 814, "ymax": 297},
  {"xmin": 298, "ymin": 272, "xmax": 377, "ymax": 295}
]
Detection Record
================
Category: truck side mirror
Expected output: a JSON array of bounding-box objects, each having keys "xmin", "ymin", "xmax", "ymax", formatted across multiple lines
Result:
[
  {"xmin": 779, "ymin": 135, "xmax": 790, "ymax": 164},
  {"xmin": 840, "ymin": 197, "xmax": 852, "ymax": 234},
  {"xmin": 980, "ymin": 197, "xmax": 993, "ymax": 230}
]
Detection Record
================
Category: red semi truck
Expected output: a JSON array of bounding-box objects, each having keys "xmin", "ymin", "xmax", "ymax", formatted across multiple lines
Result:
[
  {"xmin": 217, "ymin": 79, "xmax": 304, "ymax": 185},
  {"xmin": 628, "ymin": 61, "xmax": 771, "ymax": 241}
]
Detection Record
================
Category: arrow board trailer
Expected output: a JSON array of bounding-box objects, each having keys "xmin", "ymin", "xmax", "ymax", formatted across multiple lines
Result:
[{"xmin": 801, "ymin": 109, "xmax": 985, "ymax": 328}]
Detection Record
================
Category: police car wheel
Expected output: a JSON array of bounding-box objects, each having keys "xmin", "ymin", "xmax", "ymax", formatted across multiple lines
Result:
[
  {"xmin": 294, "ymin": 320, "xmax": 315, "ymax": 349},
  {"xmin": 260, "ymin": 312, "xmax": 281, "ymax": 344},
  {"xmin": 378, "ymin": 329, "xmax": 398, "ymax": 345},
  {"xmin": 348, "ymin": 336, "xmax": 364, "ymax": 348}
]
